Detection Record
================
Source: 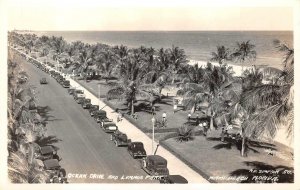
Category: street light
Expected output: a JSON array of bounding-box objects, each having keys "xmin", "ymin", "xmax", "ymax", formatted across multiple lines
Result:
[
  {"xmin": 98, "ymin": 83, "xmax": 101, "ymax": 106},
  {"xmin": 151, "ymin": 116, "xmax": 156, "ymax": 154}
]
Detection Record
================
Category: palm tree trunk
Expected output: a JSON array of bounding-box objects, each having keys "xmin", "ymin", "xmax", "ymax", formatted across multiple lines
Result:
[
  {"xmin": 241, "ymin": 136, "xmax": 246, "ymax": 157},
  {"xmin": 131, "ymin": 99, "xmax": 134, "ymax": 116}
]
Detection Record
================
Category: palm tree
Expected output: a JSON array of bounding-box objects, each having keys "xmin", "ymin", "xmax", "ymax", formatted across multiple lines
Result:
[
  {"xmin": 210, "ymin": 45, "xmax": 231, "ymax": 65},
  {"xmin": 168, "ymin": 46, "xmax": 188, "ymax": 84},
  {"xmin": 231, "ymin": 41, "xmax": 257, "ymax": 71},
  {"xmin": 49, "ymin": 36, "xmax": 67, "ymax": 61},
  {"xmin": 107, "ymin": 54, "xmax": 156, "ymax": 115},
  {"xmin": 8, "ymin": 151, "xmax": 49, "ymax": 183},
  {"xmin": 231, "ymin": 40, "xmax": 294, "ymax": 157},
  {"xmin": 97, "ymin": 50, "xmax": 117, "ymax": 83},
  {"xmin": 77, "ymin": 44, "xmax": 97, "ymax": 76}
]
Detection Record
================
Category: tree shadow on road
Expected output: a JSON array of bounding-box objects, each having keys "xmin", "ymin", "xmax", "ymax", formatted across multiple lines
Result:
[{"xmin": 37, "ymin": 106, "xmax": 62, "ymax": 124}]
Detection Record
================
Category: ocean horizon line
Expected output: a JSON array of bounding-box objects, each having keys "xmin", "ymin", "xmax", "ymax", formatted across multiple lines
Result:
[{"xmin": 12, "ymin": 29, "xmax": 293, "ymax": 33}]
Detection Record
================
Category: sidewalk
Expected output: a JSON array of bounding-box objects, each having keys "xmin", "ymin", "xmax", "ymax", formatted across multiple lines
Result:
[{"xmin": 68, "ymin": 78, "xmax": 208, "ymax": 183}]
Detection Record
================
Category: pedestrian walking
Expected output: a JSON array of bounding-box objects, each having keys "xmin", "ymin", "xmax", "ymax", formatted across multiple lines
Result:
[
  {"xmin": 220, "ymin": 125, "xmax": 228, "ymax": 142},
  {"xmin": 117, "ymin": 112, "xmax": 123, "ymax": 122},
  {"xmin": 173, "ymin": 104, "xmax": 178, "ymax": 113},
  {"xmin": 203, "ymin": 122, "xmax": 208, "ymax": 137},
  {"xmin": 162, "ymin": 111, "xmax": 167, "ymax": 127},
  {"xmin": 187, "ymin": 113, "xmax": 191, "ymax": 123},
  {"xmin": 151, "ymin": 105, "xmax": 156, "ymax": 115},
  {"xmin": 196, "ymin": 114, "xmax": 200, "ymax": 125}
]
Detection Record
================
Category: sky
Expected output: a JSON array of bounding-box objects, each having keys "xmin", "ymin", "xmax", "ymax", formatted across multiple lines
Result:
[{"xmin": 6, "ymin": 0, "xmax": 294, "ymax": 31}]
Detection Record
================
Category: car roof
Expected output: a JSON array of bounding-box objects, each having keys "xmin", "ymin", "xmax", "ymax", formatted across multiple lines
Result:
[
  {"xmin": 166, "ymin": 175, "xmax": 188, "ymax": 183},
  {"xmin": 40, "ymin": 146, "xmax": 54, "ymax": 155},
  {"xmin": 43, "ymin": 159, "xmax": 60, "ymax": 169},
  {"xmin": 147, "ymin": 155, "xmax": 167, "ymax": 163},
  {"xmin": 132, "ymin": 142, "xmax": 143, "ymax": 145},
  {"xmin": 105, "ymin": 122, "xmax": 116, "ymax": 126}
]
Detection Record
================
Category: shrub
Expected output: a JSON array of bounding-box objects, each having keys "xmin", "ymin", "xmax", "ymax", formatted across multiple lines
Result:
[{"xmin": 175, "ymin": 124, "xmax": 194, "ymax": 142}]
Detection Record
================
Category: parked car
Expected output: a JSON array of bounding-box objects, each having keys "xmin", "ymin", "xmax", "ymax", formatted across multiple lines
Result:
[
  {"xmin": 73, "ymin": 89, "xmax": 84, "ymax": 99},
  {"xmin": 89, "ymin": 105, "xmax": 99, "ymax": 116},
  {"xmin": 34, "ymin": 145, "xmax": 56, "ymax": 161},
  {"xmin": 142, "ymin": 155, "xmax": 169, "ymax": 176},
  {"xmin": 43, "ymin": 159, "xmax": 61, "ymax": 172},
  {"xmin": 43, "ymin": 159, "xmax": 67, "ymax": 183},
  {"xmin": 159, "ymin": 175, "xmax": 188, "ymax": 184},
  {"xmin": 127, "ymin": 142, "xmax": 147, "ymax": 159},
  {"xmin": 57, "ymin": 77, "xmax": 65, "ymax": 84},
  {"xmin": 110, "ymin": 130, "xmax": 131, "ymax": 147},
  {"xmin": 62, "ymin": 80, "xmax": 70, "ymax": 88},
  {"xmin": 81, "ymin": 98, "xmax": 92, "ymax": 109},
  {"xmin": 68, "ymin": 87, "xmax": 76, "ymax": 95},
  {"xmin": 18, "ymin": 75, "xmax": 28, "ymax": 83},
  {"xmin": 75, "ymin": 94, "xmax": 85, "ymax": 104},
  {"xmin": 101, "ymin": 121, "xmax": 118, "ymax": 133},
  {"xmin": 100, "ymin": 117, "xmax": 113, "ymax": 126},
  {"xmin": 94, "ymin": 110, "xmax": 107, "ymax": 122},
  {"xmin": 40, "ymin": 77, "xmax": 48, "ymax": 84}
]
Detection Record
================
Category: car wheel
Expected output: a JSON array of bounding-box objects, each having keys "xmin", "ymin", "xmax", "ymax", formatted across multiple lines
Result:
[{"xmin": 59, "ymin": 168, "xmax": 66, "ymax": 177}]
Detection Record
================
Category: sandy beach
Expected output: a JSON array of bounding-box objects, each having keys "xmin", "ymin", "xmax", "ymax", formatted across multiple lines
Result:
[{"xmin": 188, "ymin": 59, "xmax": 251, "ymax": 76}]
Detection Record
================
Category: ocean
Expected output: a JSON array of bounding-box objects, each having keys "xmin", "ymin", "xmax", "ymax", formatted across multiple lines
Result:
[{"xmin": 34, "ymin": 31, "xmax": 293, "ymax": 69}]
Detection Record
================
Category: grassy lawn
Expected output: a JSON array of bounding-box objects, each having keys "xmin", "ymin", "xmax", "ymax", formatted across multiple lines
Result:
[{"xmin": 163, "ymin": 135, "xmax": 293, "ymax": 183}]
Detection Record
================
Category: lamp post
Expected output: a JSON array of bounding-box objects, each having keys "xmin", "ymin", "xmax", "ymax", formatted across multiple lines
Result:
[
  {"xmin": 151, "ymin": 116, "xmax": 156, "ymax": 154},
  {"xmin": 98, "ymin": 83, "xmax": 101, "ymax": 106}
]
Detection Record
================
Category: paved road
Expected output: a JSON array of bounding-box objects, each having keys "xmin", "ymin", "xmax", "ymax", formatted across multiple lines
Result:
[{"xmin": 19, "ymin": 52, "xmax": 156, "ymax": 183}]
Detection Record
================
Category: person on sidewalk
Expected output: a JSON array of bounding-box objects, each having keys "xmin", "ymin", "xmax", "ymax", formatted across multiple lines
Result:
[
  {"xmin": 203, "ymin": 122, "xmax": 208, "ymax": 137},
  {"xmin": 187, "ymin": 113, "xmax": 191, "ymax": 123},
  {"xmin": 162, "ymin": 111, "xmax": 167, "ymax": 127},
  {"xmin": 173, "ymin": 103, "xmax": 178, "ymax": 114},
  {"xmin": 220, "ymin": 125, "xmax": 228, "ymax": 142},
  {"xmin": 117, "ymin": 112, "xmax": 123, "ymax": 122},
  {"xmin": 196, "ymin": 114, "xmax": 200, "ymax": 125},
  {"xmin": 151, "ymin": 105, "xmax": 156, "ymax": 115}
]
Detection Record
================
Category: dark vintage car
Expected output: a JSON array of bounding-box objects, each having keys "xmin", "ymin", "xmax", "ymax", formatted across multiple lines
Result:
[
  {"xmin": 73, "ymin": 89, "xmax": 84, "ymax": 99},
  {"xmin": 110, "ymin": 130, "xmax": 131, "ymax": 147},
  {"xmin": 127, "ymin": 142, "xmax": 147, "ymax": 159},
  {"xmin": 34, "ymin": 145, "xmax": 56, "ymax": 161},
  {"xmin": 40, "ymin": 77, "xmax": 48, "ymax": 84},
  {"xmin": 62, "ymin": 80, "xmax": 70, "ymax": 88},
  {"xmin": 100, "ymin": 117, "xmax": 113, "ymax": 126},
  {"xmin": 159, "ymin": 175, "xmax": 188, "ymax": 184},
  {"xmin": 101, "ymin": 121, "xmax": 118, "ymax": 133},
  {"xmin": 81, "ymin": 98, "xmax": 92, "ymax": 109},
  {"xmin": 43, "ymin": 159, "xmax": 61, "ymax": 171},
  {"xmin": 68, "ymin": 87, "xmax": 76, "ymax": 95},
  {"xmin": 89, "ymin": 105, "xmax": 99, "ymax": 116},
  {"xmin": 142, "ymin": 155, "xmax": 169, "ymax": 176},
  {"xmin": 76, "ymin": 95, "xmax": 85, "ymax": 104},
  {"xmin": 49, "ymin": 70, "xmax": 56, "ymax": 77},
  {"xmin": 58, "ymin": 77, "xmax": 65, "ymax": 85},
  {"xmin": 43, "ymin": 159, "xmax": 67, "ymax": 183},
  {"xmin": 94, "ymin": 110, "xmax": 107, "ymax": 122}
]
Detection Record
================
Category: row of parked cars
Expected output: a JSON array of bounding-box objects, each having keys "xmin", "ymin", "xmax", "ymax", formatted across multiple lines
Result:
[
  {"xmin": 23, "ymin": 48, "xmax": 188, "ymax": 184},
  {"xmin": 67, "ymin": 85, "xmax": 188, "ymax": 183},
  {"xmin": 21, "ymin": 53, "xmax": 68, "ymax": 183}
]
